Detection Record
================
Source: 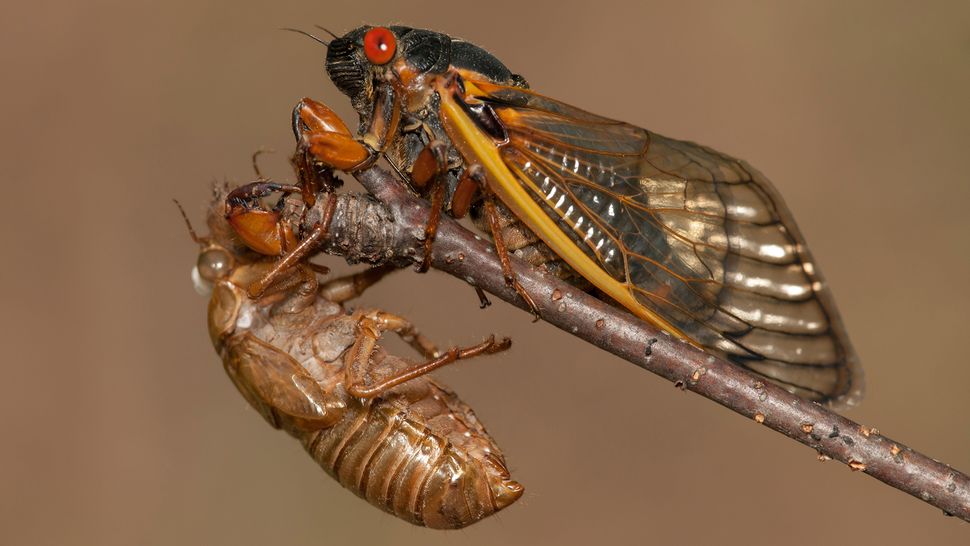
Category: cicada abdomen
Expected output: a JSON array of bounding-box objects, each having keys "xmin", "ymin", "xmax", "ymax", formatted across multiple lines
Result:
[{"xmin": 192, "ymin": 191, "xmax": 522, "ymax": 529}]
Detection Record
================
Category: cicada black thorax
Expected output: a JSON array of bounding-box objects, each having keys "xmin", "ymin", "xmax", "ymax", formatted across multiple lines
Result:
[{"xmin": 397, "ymin": 89, "xmax": 591, "ymax": 287}]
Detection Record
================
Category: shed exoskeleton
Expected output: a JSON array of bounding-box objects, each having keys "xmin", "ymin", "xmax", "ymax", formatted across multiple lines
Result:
[{"xmin": 185, "ymin": 189, "xmax": 522, "ymax": 529}]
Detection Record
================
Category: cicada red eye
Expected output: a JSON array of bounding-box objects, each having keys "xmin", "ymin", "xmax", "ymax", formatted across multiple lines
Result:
[{"xmin": 363, "ymin": 27, "xmax": 396, "ymax": 65}]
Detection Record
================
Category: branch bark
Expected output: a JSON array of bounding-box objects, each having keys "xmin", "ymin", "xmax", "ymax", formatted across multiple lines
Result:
[{"xmin": 303, "ymin": 165, "xmax": 970, "ymax": 522}]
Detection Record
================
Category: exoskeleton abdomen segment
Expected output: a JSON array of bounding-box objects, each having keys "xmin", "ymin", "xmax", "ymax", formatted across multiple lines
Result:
[{"xmin": 302, "ymin": 396, "xmax": 522, "ymax": 529}]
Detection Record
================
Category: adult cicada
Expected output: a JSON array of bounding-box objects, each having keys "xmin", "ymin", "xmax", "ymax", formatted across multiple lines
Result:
[
  {"xmin": 182, "ymin": 188, "xmax": 522, "ymax": 529},
  {"xmin": 277, "ymin": 25, "xmax": 862, "ymax": 407}
]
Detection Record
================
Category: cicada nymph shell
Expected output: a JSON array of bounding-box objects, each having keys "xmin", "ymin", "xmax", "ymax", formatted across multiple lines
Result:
[{"xmin": 192, "ymin": 188, "xmax": 522, "ymax": 528}]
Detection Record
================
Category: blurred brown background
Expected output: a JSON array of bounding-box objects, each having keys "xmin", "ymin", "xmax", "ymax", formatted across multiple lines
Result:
[{"xmin": 3, "ymin": 0, "xmax": 968, "ymax": 544}]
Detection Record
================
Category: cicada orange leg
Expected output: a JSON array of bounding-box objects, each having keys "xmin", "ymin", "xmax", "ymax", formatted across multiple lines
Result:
[
  {"xmin": 448, "ymin": 166, "xmax": 541, "ymax": 320},
  {"xmin": 420, "ymin": 159, "xmax": 495, "ymax": 310},
  {"xmin": 408, "ymin": 141, "xmax": 451, "ymax": 272},
  {"xmin": 344, "ymin": 310, "xmax": 511, "ymax": 399},
  {"xmin": 292, "ymin": 97, "xmax": 373, "ymax": 172}
]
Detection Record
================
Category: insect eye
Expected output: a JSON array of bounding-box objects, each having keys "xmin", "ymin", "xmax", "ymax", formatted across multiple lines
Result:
[
  {"xmin": 363, "ymin": 27, "xmax": 396, "ymax": 65},
  {"xmin": 197, "ymin": 247, "xmax": 233, "ymax": 283}
]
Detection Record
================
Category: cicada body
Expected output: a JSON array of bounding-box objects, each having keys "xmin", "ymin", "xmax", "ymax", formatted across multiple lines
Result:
[
  {"xmin": 190, "ymin": 191, "xmax": 522, "ymax": 529},
  {"xmin": 299, "ymin": 26, "xmax": 862, "ymax": 407}
]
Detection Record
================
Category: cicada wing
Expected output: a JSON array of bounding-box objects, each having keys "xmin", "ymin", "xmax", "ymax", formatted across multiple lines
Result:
[
  {"xmin": 463, "ymin": 78, "xmax": 862, "ymax": 406},
  {"xmin": 224, "ymin": 333, "xmax": 339, "ymax": 430}
]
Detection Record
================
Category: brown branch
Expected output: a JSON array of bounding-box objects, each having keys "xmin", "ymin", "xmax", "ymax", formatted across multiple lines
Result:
[{"xmin": 303, "ymin": 165, "xmax": 970, "ymax": 522}]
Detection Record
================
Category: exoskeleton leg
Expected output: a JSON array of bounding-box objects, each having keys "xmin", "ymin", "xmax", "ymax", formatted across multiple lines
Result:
[
  {"xmin": 262, "ymin": 263, "xmax": 319, "ymax": 314},
  {"xmin": 343, "ymin": 311, "xmax": 511, "ymax": 398},
  {"xmin": 317, "ymin": 264, "xmax": 400, "ymax": 304},
  {"xmin": 247, "ymin": 192, "xmax": 337, "ymax": 299},
  {"xmin": 225, "ymin": 181, "xmax": 302, "ymax": 256},
  {"xmin": 224, "ymin": 179, "xmax": 338, "ymax": 298}
]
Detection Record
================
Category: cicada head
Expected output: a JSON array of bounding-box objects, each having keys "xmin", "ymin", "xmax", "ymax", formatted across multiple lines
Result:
[
  {"xmin": 326, "ymin": 26, "xmax": 451, "ymax": 106},
  {"xmin": 322, "ymin": 26, "xmax": 527, "ymax": 205},
  {"xmin": 325, "ymin": 26, "xmax": 524, "ymax": 123}
]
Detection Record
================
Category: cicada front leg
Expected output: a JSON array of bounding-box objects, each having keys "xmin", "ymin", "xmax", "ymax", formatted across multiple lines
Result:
[
  {"xmin": 292, "ymin": 97, "xmax": 374, "ymax": 173},
  {"xmin": 343, "ymin": 310, "xmax": 511, "ymax": 399}
]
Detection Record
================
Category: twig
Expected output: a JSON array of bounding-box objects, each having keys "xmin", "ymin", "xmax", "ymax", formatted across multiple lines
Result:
[{"xmin": 303, "ymin": 165, "xmax": 970, "ymax": 522}]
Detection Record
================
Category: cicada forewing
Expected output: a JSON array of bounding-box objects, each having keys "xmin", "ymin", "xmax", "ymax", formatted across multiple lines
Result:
[{"xmin": 439, "ymin": 76, "xmax": 861, "ymax": 406}]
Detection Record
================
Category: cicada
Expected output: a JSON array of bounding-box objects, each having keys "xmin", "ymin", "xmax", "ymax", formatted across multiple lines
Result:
[
  {"xmin": 183, "ymin": 188, "xmax": 522, "ymax": 529},
  {"xmin": 279, "ymin": 25, "xmax": 862, "ymax": 407}
]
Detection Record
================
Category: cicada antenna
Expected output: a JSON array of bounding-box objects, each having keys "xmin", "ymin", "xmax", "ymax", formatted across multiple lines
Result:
[
  {"xmin": 280, "ymin": 27, "xmax": 329, "ymax": 47},
  {"xmin": 173, "ymin": 199, "xmax": 204, "ymax": 245},
  {"xmin": 313, "ymin": 25, "xmax": 340, "ymax": 40}
]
